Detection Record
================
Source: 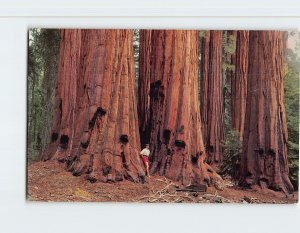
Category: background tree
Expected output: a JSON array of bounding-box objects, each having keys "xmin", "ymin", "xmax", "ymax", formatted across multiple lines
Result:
[
  {"xmin": 284, "ymin": 31, "xmax": 300, "ymax": 190},
  {"xmin": 199, "ymin": 30, "xmax": 210, "ymax": 144},
  {"xmin": 139, "ymin": 30, "xmax": 222, "ymax": 187},
  {"xmin": 222, "ymin": 30, "xmax": 236, "ymax": 135},
  {"xmin": 42, "ymin": 29, "xmax": 146, "ymax": 183},
  {"xmin": 240, "ymin": 31, "xmax": 294, "ymax": 194},
  {"xmin": 231, "ymin": 30, "xmax": 249, "ymax": 138},
  {"xmin": 27, "ymin": 29, "xmax": 60, "ymax": 161},
  {"xmin": 200, "ymin": 30, "xmax": 224, "ymax": 164}
]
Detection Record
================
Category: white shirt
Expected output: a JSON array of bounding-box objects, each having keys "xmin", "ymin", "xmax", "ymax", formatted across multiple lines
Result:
[{"xmin": 140, "ymin": 148, "xmax": 150, "ymax": 156}]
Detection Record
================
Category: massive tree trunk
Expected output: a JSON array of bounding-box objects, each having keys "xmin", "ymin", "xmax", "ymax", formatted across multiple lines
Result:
[
  {"xmin": 139, "ymin": 30, "xmax": 221, "ymax": 187},
  {"xmin": 231, "ymin": 30, "xmax": 249, "ymax": 138},
  {"xmin": 42, "ymin": 29, "xmax": 146, "ymax": 183},
  {"xmin": 200, "ymin": 30, "xmax": 223, "ymax": 164},
  {"xmin": 240, "ymin": 31, "xmax": 294, "ymax": 194}
]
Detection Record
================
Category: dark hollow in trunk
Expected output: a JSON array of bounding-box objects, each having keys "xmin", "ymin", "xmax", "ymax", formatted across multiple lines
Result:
[
  {"xmin": 240, "ymin": 30, "xmax": 294, "ymax": 194},
  {"xmin": 42, "ymin": 29, "xmax": 146, "ymax": 183},
  {"xmin": 138, "ymin": 30, "xmax": 222, "ymax": 187}
]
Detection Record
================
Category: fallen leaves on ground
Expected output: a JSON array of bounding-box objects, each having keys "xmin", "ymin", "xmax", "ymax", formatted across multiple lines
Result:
[{"xmin": 27, "ymin": 161, "xmax": 298, "ymax": 204}]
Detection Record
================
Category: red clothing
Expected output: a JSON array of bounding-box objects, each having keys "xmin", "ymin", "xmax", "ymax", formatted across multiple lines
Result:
[{"xmin": 142, "ymin": 155, "xmax": 149, "ymax": 163}]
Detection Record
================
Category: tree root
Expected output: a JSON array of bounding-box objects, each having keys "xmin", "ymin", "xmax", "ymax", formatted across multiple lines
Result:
[{"xmin": 133, "ymin": 179, "xmax": 233, "ymax": 203}]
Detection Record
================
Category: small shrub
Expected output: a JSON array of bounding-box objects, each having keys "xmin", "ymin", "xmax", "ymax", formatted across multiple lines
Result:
[
  {"xmin": 287, "ymin": 141, "xmax": 299, "ymax": 190},
  {"xmin": 219, "ymin": 130, "xmax": 242, "ymax": 184}
]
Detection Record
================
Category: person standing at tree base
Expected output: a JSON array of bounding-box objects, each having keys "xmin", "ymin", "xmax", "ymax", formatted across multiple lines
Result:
[{"xmin": 140, "ymin": 144, "xmax": 151, "ymax": 177}]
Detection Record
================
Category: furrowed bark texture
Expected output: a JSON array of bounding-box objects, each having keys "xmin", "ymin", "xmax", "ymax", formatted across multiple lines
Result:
[
  {"xmin": 200, "ymin": 31, "xmax": 210, "ymax": 144},
  {"xmin": 139, "ymin": 30, "xmax": 221, "ymax": 187},
  {"xmin": 138, "ymin": 30, "xmax": 152, "ymax": 145},
  {"xmin": 42, "ymin": 29, "xmax": 146, "ymax": 183},
  {"xmin": 240, "ymin": 31, "xmax": 294, "ymax": 194},
  {"xmin": 200, "ymin": 31, "xmax": 223, "ymax": 164},
  {"xmin": 231, "ymin": 30, "xmax": 249, "ymax": 138}
]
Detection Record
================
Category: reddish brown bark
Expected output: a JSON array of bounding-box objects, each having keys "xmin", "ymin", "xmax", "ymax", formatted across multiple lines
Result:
[
  {"xmin": 42, "ymin": 29, "xmax": 146, "ymax": 183},
  {"xmin": 138, "ymin": 30, "xmax": 152, "ymax": 145},
  {"xmin": 240, "ymin": 31, "xmax": 293, "ymax": 194},
  {"xmin": 231, "ymin": 30, "xmax": 249, "ymax": 138},
  {"xmin": 200, "ymin": 30, "xmax": 223, "ymax": 164},
  {"xmin": 200, "ymin": 31, "xmax": 210, "ymax": 143},
  {"xmin": 139, "ymin": 30, "xmax": 221, "ymax": 187}
]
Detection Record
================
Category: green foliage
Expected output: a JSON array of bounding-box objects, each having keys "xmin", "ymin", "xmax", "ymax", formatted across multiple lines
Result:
[
  {"xmin": 286, "ymin": 127, "xmax": 299, "ymax": 191},
  {"xmin": 285, "ymin": 51, "xmax": 300, "ymax": 144},
  {"xmin": 284, "ymin": 31, "xmax": 300, "ymax": 190},
  {"xmin": 288, "ymin": 154, "xmax": 299, "ymax": 190},
  {"xmin": 288, "ymin": 140, "xmax": 298, "ymax": 190},
  {"xmin": 27, "ymin": 29, "xmax": 60, "ymax": 162},
  {"xmin": 223, "ymin": 77, "xmax": 232, "ymax": 134},
  {"xmin": 222, "ymin": 31, "xmax": 236, "ymax": 72},
  {"xmin": 199, "ymin": 30, "xmax": 208, "ymax": 39},
  {"xmin": 222, "ymin": 31, "xmax": 237, "ymax": 135},
  {"xmin": 219, "ymin": 130, "xmax": 242, "ymax": 183},
  {"xmin": 223, "ymin": 33, "xmax": 236, "ymax": 55}
]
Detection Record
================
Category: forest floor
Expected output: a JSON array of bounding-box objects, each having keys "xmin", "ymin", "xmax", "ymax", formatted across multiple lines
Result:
[{"xmin": 27, "ymin": 161, "xmax": 298, "ymax": 204}]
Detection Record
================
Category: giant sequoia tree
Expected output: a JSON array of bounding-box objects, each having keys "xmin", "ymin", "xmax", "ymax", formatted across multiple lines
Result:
[
  {"xmin": 231, "ymin": 30, "xmax": 249, "ymax": 138},
  {"xmin": 200, "ymin": 30, "xmax": 224, "ymax": 164},
  {"xmin": 43, "ymin": 29, "xmax": 146, "ymax": 183},
  {"xmin": 240, "ymin": 31, "xmax": 294, "ymax": 193},
  {"xmin": 139, "ymin": 30, "xmax": 221, "ymax": 187}
]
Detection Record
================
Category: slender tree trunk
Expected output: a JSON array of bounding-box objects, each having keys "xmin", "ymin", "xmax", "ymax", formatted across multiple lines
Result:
[
  {"xmin": 29, "ymin": 75, "xmax": 36, "ymax": 149},
  {"xmin": 43, "ymin": 29, "xmax": 146, "ymax": 183},
  {"xmin": 226, "ymin": 30, "xmax": 237, "ymax": 88},
  {"xmin": 231, "ymin": 30, "xmax": 249, "ymax": 139},
  {"xmin": 138, "ymin": 30, "xmax": 152, "ymax": 145},
  {"xmin": 200, "ymin": 31, "xmax": 210, "ymax": 144},
  {"xmin": 139, "ymin": 30, "xmax": 221, "ymax": 187},
  {"xmin": 240, "ymin": 31, "xmax": 294, "ymax": 194},
  {"xmin": 200, "ymin": 30, "xmax": 223, "ymax": 164},
  {"xmin": 223, "ymin": 30, "xmax": 236, "ymax": 134}
]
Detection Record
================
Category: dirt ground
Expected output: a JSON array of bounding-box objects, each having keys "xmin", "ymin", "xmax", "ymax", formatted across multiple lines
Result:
[{"xmin": 27, "ymin": 161, "xmax": 298, "ymax": 204}]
